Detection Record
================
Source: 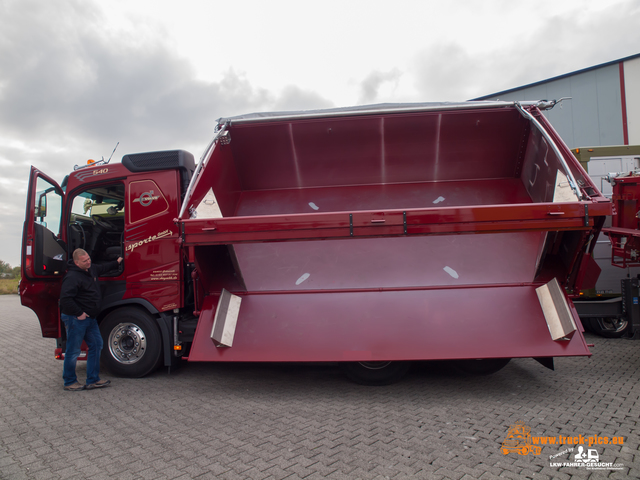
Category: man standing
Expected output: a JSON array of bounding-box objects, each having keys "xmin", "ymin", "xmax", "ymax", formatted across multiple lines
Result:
[{"xmin": 59, "ymin": 248, "xmax": 122, "ymax": 391}]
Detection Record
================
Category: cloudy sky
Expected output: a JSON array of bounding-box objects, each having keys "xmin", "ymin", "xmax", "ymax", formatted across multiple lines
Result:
[{"xmin": 1, "ymin": 0, "xmax": 639, "ymax": 268}]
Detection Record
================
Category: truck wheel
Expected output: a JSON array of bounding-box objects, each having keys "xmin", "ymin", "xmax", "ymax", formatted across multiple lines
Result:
[
  {"xmin": 100, "ymin": 307, "xmax": 162, "ymax": 377},
  {"xmin": 453, "ymin": 358, "xmax": 511, "ymax": 375},
  {"xmin": 587, "ymin": 317, "xmax": 629, "ymax": 338},
  {"xmin": 340, "ymin": 361, "xmax": 411, "ymax": 386}
]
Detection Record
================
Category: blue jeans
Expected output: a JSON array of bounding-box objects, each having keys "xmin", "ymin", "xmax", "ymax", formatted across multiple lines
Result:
[{"xmin": 61, "ymin": 314, "xmax": 103, "ymax": 386}]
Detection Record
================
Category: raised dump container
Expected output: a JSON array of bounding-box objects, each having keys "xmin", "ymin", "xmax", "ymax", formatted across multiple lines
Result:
[{"xmin": 178, "ymin": 102, "xmax": 611, "ymax": 373}]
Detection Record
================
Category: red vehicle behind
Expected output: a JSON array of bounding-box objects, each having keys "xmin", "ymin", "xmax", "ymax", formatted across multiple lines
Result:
[
  {"xmin": 571, "ymin": 145, "xmax": 640, "ymax": 338},
  {"xmin": 20, "ymin": 101, "xmax": 611, "ymax": 384}
]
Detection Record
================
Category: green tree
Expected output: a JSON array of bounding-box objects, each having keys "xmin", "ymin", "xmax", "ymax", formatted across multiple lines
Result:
[{"xmin": 0, "ymin": 260, "xmax": 11, "ymax": 274}]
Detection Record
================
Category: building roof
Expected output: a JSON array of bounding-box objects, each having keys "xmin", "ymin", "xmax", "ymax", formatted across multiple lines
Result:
[{"xmin": 472, "ymin": 53, "xmax": 640, "ymax": 101}]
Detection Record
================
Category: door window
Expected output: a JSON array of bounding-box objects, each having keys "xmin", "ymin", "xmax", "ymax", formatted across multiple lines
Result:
[{"xmin": 33, "ymin": 176, "xmax": 65, "ymax": 275}]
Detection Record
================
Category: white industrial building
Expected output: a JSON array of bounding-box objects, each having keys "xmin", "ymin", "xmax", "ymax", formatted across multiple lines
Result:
[{"xmin": 475, "ymin": 53, "xmax": 640, "ymax": 149}]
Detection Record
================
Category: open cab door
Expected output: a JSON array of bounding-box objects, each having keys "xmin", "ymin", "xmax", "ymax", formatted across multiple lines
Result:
[{"xmin": 20, "ymin": 167, "xmax": 66, "ymax": 338}]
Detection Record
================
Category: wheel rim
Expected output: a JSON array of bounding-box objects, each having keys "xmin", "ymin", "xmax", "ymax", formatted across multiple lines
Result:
[
  {"xmin": 358, "ymin": 361, "xmax": 392, "ymax": 370},
  {"xmin": 108, "ymin": 323, "xmax": 147, "ymax": 364},
  {"xmin": 596, "ymin": 318, "xmax": 628, "ymax": 333}
]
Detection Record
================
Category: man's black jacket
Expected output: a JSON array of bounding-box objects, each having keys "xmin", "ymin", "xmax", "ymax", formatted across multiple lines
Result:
[{"xmin": 59, "ymin": 259, "xmax": 119, "ymax": 318}]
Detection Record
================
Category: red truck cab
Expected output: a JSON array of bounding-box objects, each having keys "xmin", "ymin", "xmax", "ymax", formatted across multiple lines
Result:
[{"xmin": 21, "ymin": 151, "xmax": 194, "ymax": 376}]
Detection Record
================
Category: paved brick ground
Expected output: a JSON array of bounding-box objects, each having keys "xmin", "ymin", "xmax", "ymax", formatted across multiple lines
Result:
[{"xmin": 0, "ymin": 294, "xmax": 638, "ymax": 479}]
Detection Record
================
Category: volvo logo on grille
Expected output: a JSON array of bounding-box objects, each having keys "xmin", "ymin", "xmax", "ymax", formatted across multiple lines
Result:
[{"xmin": 133, "ymin": 190, "xmax": 160, "ymax": 207}]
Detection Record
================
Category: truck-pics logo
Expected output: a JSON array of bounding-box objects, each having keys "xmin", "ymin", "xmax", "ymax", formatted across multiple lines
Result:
[
  {"xmin": 126, "ymin": 229, "xmax": 172, "ymax": 253},
  {"xmin": 502, "ymin": 422, "xmax": 625, "ymax": 471},
  {"xmin": 502, "ymin": 422, "xmax": 624, "ymax": 456},
  {"xmin": 133, "ymin": 190, "xmax": 160, "ymax": 207},
  {"xmin": 501, "ymin": 422, "xmax": 541, "ymax": 455}
]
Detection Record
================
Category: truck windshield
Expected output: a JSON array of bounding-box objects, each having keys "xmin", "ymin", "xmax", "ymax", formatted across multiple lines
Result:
[{"xmin": 67, "ymin": 183, "xmax": 125, "ymax": 272}]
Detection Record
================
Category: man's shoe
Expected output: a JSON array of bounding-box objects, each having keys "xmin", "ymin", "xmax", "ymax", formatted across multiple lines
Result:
[
  {"xmin": 85, "ymin": 379, "xmax": 111, "ymax": 390},
  {"xmin": 64, "ymin": 382, "xmax": 85, "ymax": 391}
]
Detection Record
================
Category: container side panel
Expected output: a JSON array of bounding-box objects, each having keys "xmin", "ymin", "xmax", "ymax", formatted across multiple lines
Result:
[
  {"xmin": 229, "ymin": 122, "xmax": 305, "ymax": 191},
  {"xmin": 520, "ymin": 127, "xmax": 572, "ymax": 203},
  {"xmin": 290, "ymin": 116, "xmax": 383, "ymax": 188},
  {"xmin": 188, "ymin": 286, "xmax": 590, "ymax": 362},
  {"xmin": 374, "ymin": 114, "xmax": 441, "ymax": 184},
  {"xmin": 431, "ymin": 109, "xmax": 526, "ymax": 181},
  {"xmin": 231, "ymin": 232, "xmax": 545, "ymax": 291},
  {"xmin": 234, "ymin": 178, "xmax": 533, "ymax": 217},
  {"xmin": 228, "ymin": 108, "xmax": 528, "ymax": 192}
]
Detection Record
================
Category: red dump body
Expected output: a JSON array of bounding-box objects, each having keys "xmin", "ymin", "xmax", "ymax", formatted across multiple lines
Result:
[
  {"xmin": 20, "ymin": 101, "xmax": 612, "ymax": 375},
  {"xmin": 178, "ymin": 102, "xmax": 611, "ymax": 363}
]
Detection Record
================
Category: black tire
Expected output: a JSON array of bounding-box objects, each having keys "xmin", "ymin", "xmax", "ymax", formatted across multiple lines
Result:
[
  {"xmin": 100, "ymin": 307, "xmax": 163, "ymax": 377},
  {"xmin": 453, "ymin": 358, "xmax": 511, "ymax": 375},
  {"xmin": 340, "ymin": 361, "xmax": 412, "ymax": 386},
  {"xmin": 587, "ymin": 317, "xmax": 630, "ymax": 338}
]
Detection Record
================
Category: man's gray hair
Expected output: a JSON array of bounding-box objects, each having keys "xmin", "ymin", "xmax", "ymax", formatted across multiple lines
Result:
[{"xmin": 72, "ymin": 248, "xmax": 88, "ymax": 262}]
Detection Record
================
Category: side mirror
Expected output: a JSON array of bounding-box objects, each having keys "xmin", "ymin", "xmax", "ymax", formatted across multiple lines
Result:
[{"xmin": 36, "ymin": 193, "xmax": 47, "ymax": 218}]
